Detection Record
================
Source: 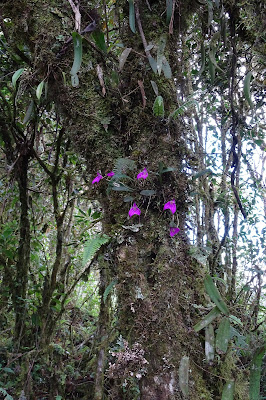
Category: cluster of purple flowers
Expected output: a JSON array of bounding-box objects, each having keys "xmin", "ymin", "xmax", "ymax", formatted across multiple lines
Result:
[
  {"xmin": 92, "ymin": 171, "xmax": 114, "ymax": 184},
  {"xmin": 92, "ymin": 168, "xmax": 180, "ymax": 237}
]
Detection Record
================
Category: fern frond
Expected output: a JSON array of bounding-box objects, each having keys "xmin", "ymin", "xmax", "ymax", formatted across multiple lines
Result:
[
  {"xmin": 82, "ymin": 235, "xmax": 110, "ymax": 266},
  {"xmin": 170, "ymin": 99, "xmax": 197, "ymax": 119}
]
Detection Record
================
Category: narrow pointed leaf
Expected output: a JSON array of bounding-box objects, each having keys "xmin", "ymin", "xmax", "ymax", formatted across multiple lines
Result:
[
  {"xmin": 71, "ymin": 74, "xmax": 79, "ymax": 87},
  {"xmin": 128, "ymin": 0, "xmax": 136, "ymax": 33},
  {"xmin": 140, "ymin": 190, "xmax": 156, "ymax": 196},
  {"xmin": 221, "ymin": 380, "xmax": 235, "ymax": 400},
  {"xmin": 204, "ymin": 275, "xmax": 229, "ymax": 315},
  {"xmin": 162, "ymin": 56, "xmax": 172, "ymax": 79},
  {"xmin": 249, "ymin": 345, "xmax": 266, "ymax": 400},
  {"xmin": 157, "ymin": 35, "xmax": 167, "ymax": 76},
  {"xmin": 23, "ymin": 100, "xmax": 34, "ymax": 124},
  {"xmin": 205, "ymin": 324, "xmax": 215, "ymax": 362},
  {"xmin": 216, "ymin": 317, "xmax": 230, "ymax": 354},
  {"xmin": 210, "ymin": 31, "xmax": 220, "ymax": 49},
  {"xmin": 150, "ymin": 80, "xmax": 159, "ymax": 96},
  {"xmin": 148, "ymin": 55, "xmax": 158, "ymax": 74},
  {"xmin": 192, "ymin": 168, "xmax": 213, "ymax": 180},
  {"xmin": 244, "ymin": 71, "xmax": 253, "ymax": 108},
  {"xmin": 166, "ymin": 0, "xmax": 173, "ymax": 24},
  {"xmin": 12, "ymin": 68, "xmax": 24, "ymax": 88},
  {"xmin": 153, "ymin": 95, "xmax": 164, "ymax": 117},
  {"xmin": 209, "ymin": 49, "xmax": 224, "ymax": 73},
  {"xmin": 36, "ymin": 80, "xmax": 44, "ymax": 100},
  {"xmin": 92, "ymin": 30, "xmax": 107, "ymax": 53},
  {"xmin": 119, "ymin": 47, "xmax": 132, "ymax": 71},
  {"xmin": 111, "ymin": 182, "xmax": 134, "ymax": 192},
  {"xmin": 70, "ymin": 32, "xmax": 83, "ymax": 76},
  {"xmin": 194, "ymin": 306, "xmax": 221, "ymax": 332},
  {"xmin": 179, "ymin": 356, "xmax": 189, "ymax": 397},
  {"xmin": 103, "ymin": 279, "xmax": 118, "ymax": 303}
]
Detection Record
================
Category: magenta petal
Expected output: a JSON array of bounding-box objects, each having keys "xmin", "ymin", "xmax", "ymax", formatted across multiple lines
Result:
[
  {"xmin": 137, "ymin": 168, "xmax": 148, "ymax": 180},
  {"xmin": 107, "ymin": 171, "xmax": 115, "ymax": 177},
  {"xmin": 92, "ymin": 172, "xmax": 103, "ymax": 185},
  {"xmin": 129, "ymin": 203, "xmax": 141, "ymax": 218},
  {"xmin": 170, "ymin": 227, "xmax": 180, "ymax": 237},
  {"xmin": 163, "ymin": 200, "xmax": 176, "ymax": 214}
]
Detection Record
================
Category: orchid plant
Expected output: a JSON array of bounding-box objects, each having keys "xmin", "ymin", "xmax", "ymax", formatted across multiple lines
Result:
[{"xmin": 91, "ymin": 163, "xmax": 180, "ymax": 236}]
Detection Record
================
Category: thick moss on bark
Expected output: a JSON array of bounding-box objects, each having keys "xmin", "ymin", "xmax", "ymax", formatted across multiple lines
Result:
[{"xmin": 1, "ymin": 0, "xmax": 253, "ymax": 398}]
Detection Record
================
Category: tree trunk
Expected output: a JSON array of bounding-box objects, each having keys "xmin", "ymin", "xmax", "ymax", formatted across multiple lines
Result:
[
  {"xmin": 0, "ymin": 1, "xmax": 218, "ymax": 397},
  {"xmin": 15, "ymin": 154, "xmax": 31, "ymax": 345}
]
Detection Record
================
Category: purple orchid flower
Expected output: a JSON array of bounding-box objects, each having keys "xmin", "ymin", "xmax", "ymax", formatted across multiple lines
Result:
[
  {"xmin": 107, "ymin": 171, "xmax": 115, "ymax": 177},
  {"xmin": 92, "ymin": 172, "xmax": 103, "ymax": 185},
  {"xmin": 170, "ymin": 227, "xmax": 180, "ymax": 237},
  {"xmin": 163, "ymin": 200, "xmax": 176, "ymax": 214},
  {"xmin": 137, "ymin": 168, "xmax": 148, "ymax": 180},
  {"xmin": 129, "ymin": 203, "xmax": 141, "ymax": 218}
]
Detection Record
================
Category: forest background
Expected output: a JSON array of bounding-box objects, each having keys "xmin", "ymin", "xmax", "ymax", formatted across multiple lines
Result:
[{"xmin": 0, "ymin": 0, "xmax": 265, "ymax": 399}]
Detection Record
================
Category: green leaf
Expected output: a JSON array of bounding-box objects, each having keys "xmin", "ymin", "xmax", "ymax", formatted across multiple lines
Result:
[
  {"xmin": 166, "ymin": 0, "xmax": 173, "ymax": 24},
  {"xmin": 208, "ymin": 48, "xmax": 224, "ymax": 73},
  {"xmin": 82, "ymin": 235, "xmax": 110, "ymax": 267},
  {"xmin": 192, "ymin": 168, "xmax": 213, "ymax": 180},
  {"xmin": 194, "ymin": 306, "xmax": 221, "ymax": 332},
  {"xmin": 157, "ymin": 35, "xmax": 167, "ymax": 76},
  {"xmin": 244, "ymin": 71, "xmax": 253, "ymax": 108},
  {"xmin": 161, "ymin": 167, "xmax": 176, "ymax": 174},
  {"xmin": 70, "ymin": 32, "xmax": 83, "ymax": 77},
  {"xmin": 204, "ymin": 275, "xmax": 229, "ymax": 315},
  {"xmin": 170, "ymin": 99, "xmax": 197, "ymax": 119},
  {"xmin": 128, "ymin": 0, "xmax": 136, "ymax": 33},
  {"xmin": 119, "ymin": 47, "xmax": 132, "ymax": 71},
  {"xmin": 0, "ymin": 388, "xmax": 13, "ymax": 400},
  {"xmin": 153, "ymin": 96, "xmax": 165, "ymax": 117},
  {"xmin": 23, "ymin": 100, "xmax": 34, "ymax": 125},
  {"xmin": 103, "ymin": 279, "xmax": 118, "ymax": 303},
  {"xmin": 215, "ymin": 317, "xmax": 230, "ymax": 354},
  {"xmin": 111, "ymin": 182, "xmax": 134, "ymax": 192},
  {"xmin": 205, "ymin": 324, "xmax": 215, "ymax": 363},
  {"xmin": 123, "ymin": 195, "xmax": 134, "ymax": 202},
  {"xmin": 210, "ymin": 31, "xmax": 220, "ymax": 50},
  {"xmin": 162, "ymin": 56, "xmax": 172, "ymax": 79},
  {"xmin": 229, "ymin": 314, "xmax": 243, "ymax": 326},
  {"xmin": 12, "ymin": 68, "xmax": 24, "ymax": 88},
  {"xmin": 2, "ymin": 367, "xmax": 14, "ymax": 374},
  {"xmin": 148, "ymin": 55, "xmax": 157, "ymax": 74},
  {"xmin": 150, "ymin": 80, "xmax": 159, "ymax": 96},
  {"xmin": 229, "ymin": 326, "xmax": 248, "ymax": 350},
  {"xmin": 179, "ymin": 356, "xmax": 189, "ymax": 397},
  {"xmin": 140, "ymin": 190, "xmax": 156, "ymax": 196},
  {"xmin": 92, "ymin": 30, "xmax": 107, "ymax": 53},
  {"xmin": 36, "ymin": 80, "xmax": 44, "ymax": 100},
  {"xmin": 221, "ymin": 381, "xmax": 235, "ymax": 400},
  {"xmin": 71, "ymin": 74, "xmax": 79, "ymax": 87},
  {"xmin": 249, "ymin": 345, "xmax": 266, "ymax": 400}
]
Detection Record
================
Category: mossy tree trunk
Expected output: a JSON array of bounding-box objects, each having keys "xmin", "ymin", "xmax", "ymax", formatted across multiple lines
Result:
[{"xmin": 0, "ymin": 0, "xmax": 219, "ymax": 398}]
